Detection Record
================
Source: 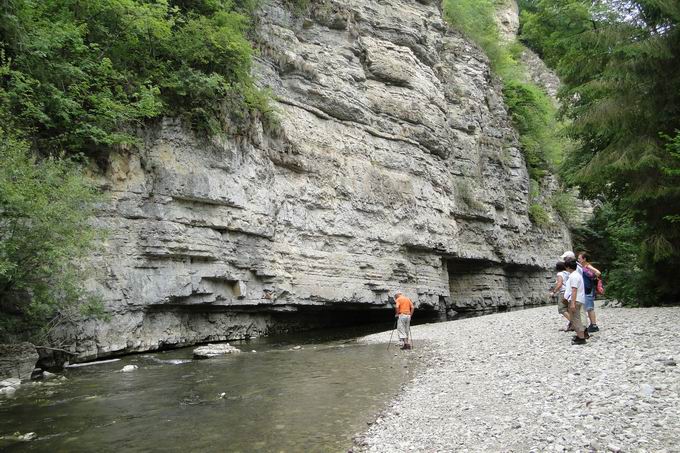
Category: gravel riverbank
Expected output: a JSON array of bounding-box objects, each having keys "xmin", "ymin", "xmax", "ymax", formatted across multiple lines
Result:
[{"xmin": 356, "ymin": 305, "xmax": 680, "ymax": 452}]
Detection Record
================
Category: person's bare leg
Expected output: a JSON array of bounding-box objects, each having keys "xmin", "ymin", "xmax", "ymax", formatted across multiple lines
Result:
[{"xmin": 588, "ymin": 310, "xmax": 597, "ymax": 325}]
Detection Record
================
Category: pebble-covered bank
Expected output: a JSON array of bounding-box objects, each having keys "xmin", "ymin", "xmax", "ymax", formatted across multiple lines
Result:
[{"xmin": 356, "ymin": 305, "xmax": 680, "ymax": 452}]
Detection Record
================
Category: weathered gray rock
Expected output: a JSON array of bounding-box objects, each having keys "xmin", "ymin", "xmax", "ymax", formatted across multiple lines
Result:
[
  {"xmin": 495, "ymin": 1, "xmax": 560, "ymax": 102},
  {"xmin": 0, "ymin": 343, "xmax": 38, "ymax": 381},
  {"xmin": 121, "ymin": 365, "xmax": 138, "ymax": 372},
  {"xmin": 51, "ymin": 0, "xmax": 570, "ymax": 361},
  {"xmin": 494, "ymin": 0, "xmax": 520, "ymax": 42},
  {"xmin": 42, "ymin": 371, "xmax": 58, "ymax": 380},
  {"xmin": 193, "ymin": 343, "xmax": 241, "ymax": 359}
]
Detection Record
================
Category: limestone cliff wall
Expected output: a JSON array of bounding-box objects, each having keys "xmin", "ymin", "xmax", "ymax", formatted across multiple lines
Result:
[{"xmin": 59, "ymin": 0, "xmax": 571, "ymax": 361}]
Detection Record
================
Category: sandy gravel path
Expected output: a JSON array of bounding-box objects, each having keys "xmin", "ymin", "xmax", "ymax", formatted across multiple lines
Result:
[{"xmin": 356, "ymin": 305, "xmax": 680, "ymax": 452}]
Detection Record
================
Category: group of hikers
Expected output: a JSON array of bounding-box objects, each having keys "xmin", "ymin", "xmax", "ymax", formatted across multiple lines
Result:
[{"xmin": 550, "ymin": 250, "xmax": 603, "ymax": 345}]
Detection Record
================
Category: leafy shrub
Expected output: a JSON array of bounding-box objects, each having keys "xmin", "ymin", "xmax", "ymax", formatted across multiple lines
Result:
[
  {"xmin": 550, "ymin": 191, "xmax": 577, "ymax": 223},
  {"xmin": 0, "ymin": 130, "xmax": 101, "ymax": 342},
  {"xmin": 503, "ymin": 79, "xmax": 562, "ymax": 179},
  {"xmin": 442, "ymin": 0, "xmax": 511, "ymax": 74},
  {"xmin": 0, "ymin": 0, "xmax": 268, "ymax": 156},
  {"xmin": 528, "ymin": 203, "xmax": 550, "ymax": 226}
]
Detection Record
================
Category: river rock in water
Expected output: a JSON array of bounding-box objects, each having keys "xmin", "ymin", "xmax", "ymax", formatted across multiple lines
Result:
[{"xmin": 193, "ymin": 344, "xmax": 241, "ymax": 359}]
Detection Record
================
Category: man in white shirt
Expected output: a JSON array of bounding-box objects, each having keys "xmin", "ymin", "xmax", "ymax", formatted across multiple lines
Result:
[{"xmin": 564, "ymin": 258, "xmax": 588, "ymax": 345}]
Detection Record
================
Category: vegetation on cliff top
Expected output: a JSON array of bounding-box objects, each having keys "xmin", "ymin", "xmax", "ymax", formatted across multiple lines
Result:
[
  {"xmin": 519, "ymin": 0, "xmax": 680, "ymax": 305},
  {"xmin": 0, "ymin": 0, "xmax": 268, "ymax": 156},
  {"xmin": 0, "ymin": 0, "xmax": 270, "ymax": 342}
]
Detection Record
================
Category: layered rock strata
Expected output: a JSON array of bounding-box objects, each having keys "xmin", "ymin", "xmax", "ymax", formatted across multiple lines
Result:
[{"xmin": 59, "ymin": 0, "xmax": 570, "ymax": 360}]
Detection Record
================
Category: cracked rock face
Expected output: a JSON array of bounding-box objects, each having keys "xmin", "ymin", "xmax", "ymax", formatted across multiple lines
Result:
[
  {"xmin": 0, "ymin": 343, "xmax": 38, "ymax": 381},
  {"xmin": 57, "ymin": 0, "xmax": 570, "ymax": 361}
]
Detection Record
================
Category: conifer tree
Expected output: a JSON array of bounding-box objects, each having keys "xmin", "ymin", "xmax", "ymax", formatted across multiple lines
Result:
[{"xmin": 521, "ymin": 0, "xmax": 680, "ymax": 304}]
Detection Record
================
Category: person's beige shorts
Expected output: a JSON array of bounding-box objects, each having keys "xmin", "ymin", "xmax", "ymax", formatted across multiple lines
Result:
[
  {"xmin": 556, "ymin": 295, "xmax": 568, "ymax": 315},
  {"xmin": 570, "ymin": 302, "xmax": 587, "ymax": 332}
]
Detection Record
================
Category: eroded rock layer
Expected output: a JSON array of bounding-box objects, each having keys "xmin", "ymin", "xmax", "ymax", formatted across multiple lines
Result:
[{"xmin": 60, "ymin": 0, "xmax": 570, "ymax": 360}]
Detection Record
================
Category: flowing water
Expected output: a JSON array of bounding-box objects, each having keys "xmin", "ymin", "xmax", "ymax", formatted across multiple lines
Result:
[{"xmin": 0, "ymin": 325, "xmax": 416, "ymax": 453}]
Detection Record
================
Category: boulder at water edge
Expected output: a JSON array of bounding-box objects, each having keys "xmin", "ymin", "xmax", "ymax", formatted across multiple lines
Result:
[{"xmin": 0, "ymin": 343, "xmax": 38, "ymax": 381}]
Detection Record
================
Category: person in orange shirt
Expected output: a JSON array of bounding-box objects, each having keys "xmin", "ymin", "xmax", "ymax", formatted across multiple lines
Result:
[{"xmin": 394, "ymin": 291, "xmax": 415, "ymax": 350}]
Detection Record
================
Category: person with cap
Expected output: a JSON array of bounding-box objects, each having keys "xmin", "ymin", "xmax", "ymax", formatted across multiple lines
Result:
[
  {"xmin": 563, "ymin": 258, "xmax": 589, "ymax": 345},
  {"xmin": 393, "ymin": 291, "xmax": 414, "ymax": 350},
  {"xmin": 561, "ymin": 250, "xmax": 576, "ymax": 262}
]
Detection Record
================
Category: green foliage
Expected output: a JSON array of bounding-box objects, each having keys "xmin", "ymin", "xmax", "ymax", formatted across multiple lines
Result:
[
  {"xmin": 0, "ymin": 0, "xmax": 267, "ymax": 156},
  {"xmin": 0, "ymin": 0, "xmax": 277, "ymax": 340},
  {"xmin": 572, "ymin": 203, "xmax": 650, "ymax": 306},
  {"xmin": 0, "ymin": 130, "xmax": 101, "ymax": 341},
  {"xmin": 443, "ymin": 0, "xmax": 508, "ymax": 73},
  {"xmin": 550, "ymin": 191, "xmax": 577, "ymax": 224},
  {"xmin": 503, "ymin": 80, "xmax": 562, "ymax": 179},
  {"xmin": 516, "ymin": 0, "xmax": 540, "ymax": 14},
  {"xmin": 442, "ymin": 0, "xmax": 567, "ymax": 226},
  {"xmin": 528, "ymin": 203, "xmax": 550, "ymax": 226},
  {"xmin": 521, "ymin": 0, "xmax": 680, "ymax": 304}
]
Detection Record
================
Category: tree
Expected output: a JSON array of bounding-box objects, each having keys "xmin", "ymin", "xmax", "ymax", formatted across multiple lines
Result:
[
  {"xmin": 521, "ymin": 0, "xmax": 680, "ymax": 304},
  {"xmin": 0, "ymin": 130, "xmax": 100, "ymax": 342}
]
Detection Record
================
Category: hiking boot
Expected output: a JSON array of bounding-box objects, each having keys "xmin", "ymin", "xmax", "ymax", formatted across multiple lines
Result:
[
  {"xmin": 401, "ymin": 344, "xmax": 412, "ymax": 350},
  {"xmin": 571, "ymin": 337, "xmax": 587, "ymax": 345},
  {"xmin": 572, "ymin": 330, "xmax": 589, "ymax": 340},
  {"xmin": 588, "ymin": 324, "xmax": 600, "ymax": 333}
]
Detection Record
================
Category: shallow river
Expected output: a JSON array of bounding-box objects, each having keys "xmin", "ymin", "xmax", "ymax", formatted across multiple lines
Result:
[{"xmin": 0, "ymin": 325, "xmax": 416, "ymax": 452}]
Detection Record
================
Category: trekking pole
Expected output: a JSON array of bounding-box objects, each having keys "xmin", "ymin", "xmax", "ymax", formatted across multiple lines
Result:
[{"xmin": 387, "ymin": 317, "xmax": 397, "ymax": 351}]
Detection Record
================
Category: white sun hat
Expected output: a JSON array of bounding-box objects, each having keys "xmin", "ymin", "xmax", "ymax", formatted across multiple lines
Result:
[{"xmin": 561, "ymin": 251, "xmax": 576, "ymax": 260}]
